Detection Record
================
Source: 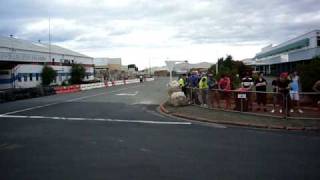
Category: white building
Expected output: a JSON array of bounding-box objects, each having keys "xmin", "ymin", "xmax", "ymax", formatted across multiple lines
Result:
[
  {"xmin": 93, "ymin": 57, "xmax": 123, "ymax": 80},
  {"xmin": 246, "ymin": 30, "xmax": 320, "ymax": 75},
  {"xmin": 173, "ymin": 61, "xmax": 213, "ymax": 74},
  {"xmin": 0, "ymin": 36, "xmax": 94, "ymax": 89}
]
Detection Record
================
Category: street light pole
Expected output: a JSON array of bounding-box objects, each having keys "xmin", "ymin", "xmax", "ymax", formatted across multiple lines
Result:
[{"xmin": 165, "ymin": 60, "xmax": 188, "ymax": 83}]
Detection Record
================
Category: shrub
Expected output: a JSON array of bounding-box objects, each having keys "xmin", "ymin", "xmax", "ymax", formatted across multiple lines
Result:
[
  {"xmin": 297, "ymin": 57, "xmax": 320, "ymax": 92},
  {"xmin": 70, "ymin": 64, "xmax": 86, "ymax": 84},
  {"xmin": 41, "ymin": 65, "xmax": 57, "ymax": 86}
]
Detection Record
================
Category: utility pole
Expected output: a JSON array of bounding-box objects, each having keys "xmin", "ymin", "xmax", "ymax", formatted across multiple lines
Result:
[
  {"xmin": 48, "ymin": 16, "xmax": 51, "ymax": 64},
  {"xmin": 149, "ymin": 58, "xmax": 151, "ymax": 77},
  {"xmin": 215, "ymin": 50, "xmax": 219, "ymax": 75}
]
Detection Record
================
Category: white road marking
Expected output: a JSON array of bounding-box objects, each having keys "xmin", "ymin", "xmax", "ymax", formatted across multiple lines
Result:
[
  {"xmin": 116, "ymin": 91, "xmax": 138, "ymax": 96},
  {"xmin": 0, "ymin": 102, "xmax": 60, "ymax": 116},
  {"xmin": 0, "ymin": 115, "xmax": 192, "ymax": 125},
  {"xmin": 0, "ymin": 86, "xmax": 134, "ymax": 116},
  {"xmin": 66, "ymin": 87, "xmax": 128, "ymax": 102}
]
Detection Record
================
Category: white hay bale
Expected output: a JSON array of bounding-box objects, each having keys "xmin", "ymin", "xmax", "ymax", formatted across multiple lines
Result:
[{"xmin": 170, "ymin": 92, "xmax": 187, "ymax": 106}]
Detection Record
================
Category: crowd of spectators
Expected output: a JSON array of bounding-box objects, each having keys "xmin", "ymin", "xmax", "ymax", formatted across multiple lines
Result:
[{"xmin": 177, "ymin": 70, "xmax": 320, "ymax": 114}]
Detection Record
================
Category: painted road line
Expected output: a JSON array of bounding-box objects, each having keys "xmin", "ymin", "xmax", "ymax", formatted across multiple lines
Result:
[
  {"xmin": 0, "ymin": 102, "xmax": 60, "ymax": 116},
  {"xmin": 0, "ymin": 115, "xmax": 192, "ymax": 125},
  {"xmin": 66, "ymin": 87, "xmax": 128, "ymax": 102},
  {"xmin": 116, "ymin": 91, "xmax": 139, "ymax": 96},
  {"xmin": 0, "ymin": 85, "xmax": 142, "ymax": 116}
]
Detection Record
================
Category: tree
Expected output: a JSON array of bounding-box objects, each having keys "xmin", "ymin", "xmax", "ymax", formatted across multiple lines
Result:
[
  {"xmin": 297, "ymin": 57, "xmax": 320, "ymax": 91},
  {"xmin": 208, "ymin": 55, "xmax": 252, "ymax": 89},
  {"xmin": 41, "ymin": 65, "xmax": 57, "ymax": 86},
  {"xmin": 70, "ymin": 64, "xmax": 86, "ymax": 84}
]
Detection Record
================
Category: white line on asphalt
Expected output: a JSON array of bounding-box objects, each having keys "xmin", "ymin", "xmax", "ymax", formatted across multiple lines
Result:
[
  {"xmin": 116, "ymin": 91, "xmax": 138, "ymax": 96},
  {"xmin": 0, "ymin": 102, "xmax": 61, "ymax": 116},
  {"xmin": 0, "ymin": 85, "xmax": 141, "ymax": 116},
  {"xmin": 0, "ymin": 114, "xmax": 192, "ymax": 125}
]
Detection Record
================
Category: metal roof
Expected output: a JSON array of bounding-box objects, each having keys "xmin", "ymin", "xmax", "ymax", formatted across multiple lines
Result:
[
  {"xmin": 0, "ymin": 36, "xmax": 92, "ymax": 58},
  {"xmin": 255, "ymin": 38, "xmax": 310, "ymax": 59}
]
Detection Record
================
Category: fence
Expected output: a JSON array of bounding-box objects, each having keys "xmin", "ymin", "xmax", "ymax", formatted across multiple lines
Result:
[{"xmin": 186, "ymin": 87, "xmax": 320, "ymax": 120}]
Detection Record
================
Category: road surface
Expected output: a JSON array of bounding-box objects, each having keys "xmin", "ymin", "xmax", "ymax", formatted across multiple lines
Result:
[{"xmin": 0, "ymin": 78, "xmax": 319, "ymax": 180}]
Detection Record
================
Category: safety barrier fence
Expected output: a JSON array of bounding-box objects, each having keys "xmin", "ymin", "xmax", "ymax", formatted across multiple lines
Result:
[
  {"xmin": 186, "ymin": 87, "xmax": 320, "ymax": 120},
  {"xmin": 54, "ymin": 85, "xmax": 81, "ymax": 94}
]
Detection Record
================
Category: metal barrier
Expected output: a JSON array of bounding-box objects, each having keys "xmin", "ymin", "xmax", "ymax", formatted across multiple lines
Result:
[{"xmin": 185, "ymin": 87, "xmax": 320, "ymax": 120}]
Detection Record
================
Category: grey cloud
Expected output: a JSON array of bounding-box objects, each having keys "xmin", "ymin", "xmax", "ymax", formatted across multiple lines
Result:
[
  {"xmin": 0, "ymin": 0, "xmax": 319, "ymax": 48},
  {"xmin": 168, "ymin": 0, "xmax": 320, "ymax": 45}
]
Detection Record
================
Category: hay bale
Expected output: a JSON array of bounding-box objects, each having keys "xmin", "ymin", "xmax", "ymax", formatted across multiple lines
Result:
[
  {"xmin": 170, "ymin": 92, "xmax": 188, "ymax": 106},
  {"xmin": 168, "ymin": 80, "xmax": 181, "ymax": 96}
]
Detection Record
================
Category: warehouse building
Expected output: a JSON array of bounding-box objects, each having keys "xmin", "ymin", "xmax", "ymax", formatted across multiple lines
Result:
[
  {"xmin": 93, "ymin": 57, "xmax": 124, "ymax": 80},
  {"xmin": 0, "ymin": 36, "xmax": 94, "ymax": 89},
  {"xmin": 245, "ymin": 30, "xmax": 320, "ymax": 75}
]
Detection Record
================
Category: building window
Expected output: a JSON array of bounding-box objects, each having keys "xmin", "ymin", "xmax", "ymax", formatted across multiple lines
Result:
[
  {"xmin": 59, "ymin": 74, "xmax": 62, "ymax": 81},
  {"xmin": 36, "ymin": 73, "xmax": 39, "ymax": 81},
  {"xmin": 29, "ymin": 73, "xmax": 33, "ymax": 81},
  {"xmin": 17, "ymin": 74, "xmax": 22, "ymax": 82},
  {"xmin": 23, "ymin": 74, "xmax": 27, "ymax": 82}
]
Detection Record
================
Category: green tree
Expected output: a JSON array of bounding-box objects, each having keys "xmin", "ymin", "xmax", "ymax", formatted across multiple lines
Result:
[
  {"xmin": 208, "ymin": 55, "xmax": 252, "ymax": 89},
  {"xmin": 41, "ymin": 65, "xmax": 57, "ymax": 86},
  {"xmin": 70, "ymin": 64, "xmax": 86, "ymax": 84},
  {"xmin": 297, "ymin": 57, "xmax": 320, "ymax": 91}
]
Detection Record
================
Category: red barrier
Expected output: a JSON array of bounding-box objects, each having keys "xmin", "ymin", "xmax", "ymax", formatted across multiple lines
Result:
[{"xmin": 54, "ymin": 85, "xmax": 80, "ymax": 94}]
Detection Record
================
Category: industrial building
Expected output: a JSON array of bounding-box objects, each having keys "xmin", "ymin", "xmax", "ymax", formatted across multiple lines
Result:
[
  {"xmin": 93, "ymin": 57, "xmax": 124, "ymax": 80},
  {"xmin": 0, "ymin": 36, "xmax": 94, "ymax": 90},
  {"xmin": 245, "ymin": 30, "xmax": 320, "ymax": 75}
]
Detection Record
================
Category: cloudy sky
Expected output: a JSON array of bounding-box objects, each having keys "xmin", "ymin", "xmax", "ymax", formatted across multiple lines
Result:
[{"xmin": 0, "ymin": 0, "xmax": 319, "ymax": 69}]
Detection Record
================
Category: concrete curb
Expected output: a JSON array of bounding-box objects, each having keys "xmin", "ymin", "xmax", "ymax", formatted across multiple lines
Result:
[
  {"xmin": 159, "ymin": 103, "xmax": 320, "ymax": 132},
  {"xmin": 159, "ymin": 103, "xmax": 170, "ymax": 114}
]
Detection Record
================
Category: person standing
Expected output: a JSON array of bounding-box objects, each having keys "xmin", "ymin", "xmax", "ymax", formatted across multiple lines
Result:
[
  {"xmin": 277, "ymin": 72, "xmax": 291, "ymax": 114},
  {"xmin": 185, "ymin": 73, "xmax": 191, "ymax": 102},
  {"xmin": 270, "ymin": 77, "xmax": 279, "ymax": 113},
  {"xmin": 241, "ymin": 72, "xmax": 254, "ymax": 111},
  {"xmin": 312, "ymin": 80, "xmax": 320, "ymax": 110},
  {"xmin": 289, "ymin": 71, "xmax": 303, "ymax": 113},
  {"xmin": 254, "ymin": 72, "xmax": 267, "ymax": 112},
  {"xmin": 207, "ymin": 74, "xmax": 218, "ymax": 108},
  {"xmin": 218, "ymin": 74, "xmax": 231, "ymax": 109},
  {"xmin": 198, "ymin": 74, "xmax": 209, "ymax": 107},
  {"xmin": 178, "ymin": 74, "xmax": 187, "ymax": 96},
  {"xmin": 189, "ymin": 71, "xmax": 200, "ymax": 104}
]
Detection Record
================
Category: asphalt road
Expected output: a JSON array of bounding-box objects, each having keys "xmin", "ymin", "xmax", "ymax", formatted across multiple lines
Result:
[{"xmin": 0, "ymin": 77, "xmax": 319, "ymax": 180}]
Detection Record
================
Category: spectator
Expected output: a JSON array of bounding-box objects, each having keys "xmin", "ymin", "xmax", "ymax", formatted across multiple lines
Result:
[
  {"xmin": 218, "ymin": 74, "xmax": 231, "ymax": 109},
  {"xmin": 198, "ymin": 74, "xmax": 208, "ymax": 107},
  {"xmin": 255, "ymin": 72, "xmax": 267, "ymax": 111},
  {"xmin": 277, "ymin": 72, "xmax": 291, "ymax": 114},
  {"xmin": 189, "ymin": 71, "xmax": 200, "ymax": 104},
  {"xmin": 271, "ymin": 77, "xmax": 279, "ymax": 113},
  {"xmin": 241, "ymin": 72, "xmax": 254, "ymax": 110},
  {"xmin": 312, "ymin": 80, "xmax": 320, "ymax": 110},
  {"xmin": 207, "ymin": 74, "xmax": 218, "ymax": 108},
  {"xmin": 178, "ymin": 74, "xmax": 187, "ymax": 96},
  {"xmin": 185, "ymin": 73, "xmax": 191, "ymax": 102},
  {"xmin": 289, "ymin": 71, "xmax": 303, "ymax": 113}
]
